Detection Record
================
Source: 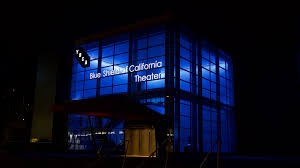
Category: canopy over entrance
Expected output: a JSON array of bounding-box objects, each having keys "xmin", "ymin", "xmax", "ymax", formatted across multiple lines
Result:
[{"xmin": 52, "ymin": 94, "xmax": 162, "ymax": 121}]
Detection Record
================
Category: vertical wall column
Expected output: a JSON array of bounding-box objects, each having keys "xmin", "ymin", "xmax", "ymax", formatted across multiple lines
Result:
[
  {"xmin": 191, "ymin": 39, "xmax": 198, "ymax": 152},
  {"xmin": 197, "ymin": 42, "xmax": 203, "ymax": 153},
  {"xmin": 165, "ymin": 25, "xmax": 175, "ymax": 152},
  {"xmin": 174, "ymin": 29, "xmax": 181, "ymax": 152},
  {"xmin": 215, "ymin": 49, "xmax": 222, "ymax": 152},
  {"xmin": 97, "ymin": 40, "xmax": 102, "ymax": 96},
  {"xmin": 129, "ymin": 32, "xmax": 134, "ymax": 94},
  {"xmin": 31, "ymin": 52, "xmax": 58, "ymax": 141}
]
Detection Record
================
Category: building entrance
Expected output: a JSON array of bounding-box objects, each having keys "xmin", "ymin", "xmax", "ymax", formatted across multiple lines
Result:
[{"xmin": 125, "ymin": 127, "xmax": 156, "ymax": 157}]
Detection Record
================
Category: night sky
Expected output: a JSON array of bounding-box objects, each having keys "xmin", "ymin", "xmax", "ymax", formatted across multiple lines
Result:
[{"xmin": 2, "ymin": 2, "xmax": 298, "ymax": 156}]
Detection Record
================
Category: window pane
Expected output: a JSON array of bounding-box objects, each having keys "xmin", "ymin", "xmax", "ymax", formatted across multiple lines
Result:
[
  {"xmin": 101, "ymin": 56, "xmax": 113, "ymax": 67},
  {"xmin": 147, "ymin": 79, "xmax": 165, "ymax": 90},
  {"xmin": 180, "ymin": 80, "xmax": 190, "ymax": 92},
  {"xmin": 86, "ymin": 59, "xmax": 98, "ymax": 70},
  {"xmin": 180, "ymin": 47, "xmax": 191, "ymax": 60},
  {"xmin": 114, "ymin": 53, "xmax": 128, "ymax": 64},
  {"xmin": 113, "ymin": 84, "xmax": 128, "ymax": 94},
  {"xmin": 115, "ymin": 42, "xmax": 129, "ymax": 54},
  {"xmin": 202, "ymin": 68, "xmax": 210, "ymax": 80},
  {"xmin": 180, "ymin": 69, "xmax": 190, "ymax": 82},
  {"xmin": 84, "ymin": 79, "xmax": 97, "ymax": 89},
  {"xmin": 148, "ymin": 33, "xmax": 165, "ymax": 46},
  {"xmin": 87, "ymin": 49, "xmax": 99, "ymax": 60},
  {"xmin": 148, "ymin": 45, "xmax": 165, "ymax": 57},
  {"xmin": 136, "ymin": 38, "xmax": 147, "ymax": 49},
  {"xmin": 102, "ymin": 45, "xmax": 114, "ymax": 57},
  {"xmin": 180, "ymin": 58, "xmax": 190, "ymax": 71},
  {"xmin": 113, "ymin": 74, "xmax": 128, "ymax": 85},
  {"xmin": 202, "ymin": 89, "xmax": 210, "ymax": 98},
  {"xmin": 202, "ymin": 58, "xmax": 210, "ymax": 70},
  {"xmin": 100, "ymin": 76, "xmax": 112, "ymax": 87},
  {"xmin": 84, "ymin": 89, "xmax": 96, "ymax": 99},
  {"xmin": 202, "ymin": 78, "xmax": 210, "ymax": 90},
  {"xmin": 100, "ymin": 87, "xmax": 112, "ymax": 95},
  {"xmin": 136, "ymin": 49, "xmax": 147, "ymax": 60}
]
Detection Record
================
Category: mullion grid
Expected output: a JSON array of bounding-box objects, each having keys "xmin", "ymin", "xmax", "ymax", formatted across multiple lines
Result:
[
  {"xmin": 71, "ymin": 43, "xmax": 99, "ymax": 99},
  {"xmin": 99, "ymin": 37, "xmax": 129, "ymax": 95},
  {"xmin": 134, "ymin": 31, "xmax": 166, "ymax": 92},
  {"xmin": 179, "ymin": 33, "xmax": 192, "ymax": 93}
]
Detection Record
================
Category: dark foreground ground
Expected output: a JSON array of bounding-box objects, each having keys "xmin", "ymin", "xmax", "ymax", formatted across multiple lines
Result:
[
  {"xmin": 1, "ymin": 153, "xmax": 300, "ymax": 168},
  {"xmin": 1, "ymin": 144, "xmax": 300, "ymax": 168}
]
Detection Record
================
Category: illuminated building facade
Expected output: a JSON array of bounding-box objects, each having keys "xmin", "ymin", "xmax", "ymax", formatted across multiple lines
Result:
[{"xmin": 67, "ymin": 23, "xmax": 235, "ymax": 155}]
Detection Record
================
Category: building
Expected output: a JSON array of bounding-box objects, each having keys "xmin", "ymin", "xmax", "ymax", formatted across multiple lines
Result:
[{"xmin": 31, "ymin": 16, "xmax": 235, "ymax": 157}]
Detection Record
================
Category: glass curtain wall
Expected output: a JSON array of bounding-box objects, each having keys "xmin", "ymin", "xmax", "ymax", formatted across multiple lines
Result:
[
  {"xmin": 68, "ymin": 25, "xmax": 167, "ymax": 150},
  {"xmin": 67, "ymin": 24, "xmax": 235, "ymax": 153},
  {"xmin": 173, "ymin": 30, "xmax": 235, "ymax": 153}
]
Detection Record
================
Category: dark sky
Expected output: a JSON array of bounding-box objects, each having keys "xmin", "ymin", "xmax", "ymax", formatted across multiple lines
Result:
[{"xmin": 2, "ymin": 2, "xmax": 298, "ymax": 155}]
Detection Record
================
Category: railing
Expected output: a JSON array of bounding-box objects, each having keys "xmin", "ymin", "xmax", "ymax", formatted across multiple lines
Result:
[
  {"xmin": 199, "ymin": 138, "xmax": 220, "ymax": 168},
  {"xmin": 121, "ymin": 140, "xmax": 130, "ymax": 168},
  {"xmin": 135, "ymin": 129, "xmax": 172, "ymax": 168}
]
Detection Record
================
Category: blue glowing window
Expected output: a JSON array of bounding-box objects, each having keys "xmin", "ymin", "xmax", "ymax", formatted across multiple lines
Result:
[
  {"xmin": 113, "ymin": 74, "xmax": 128, "ymax": 85},
  {"xmin": 71, "ymin": 80, "xmax": 84, "ymax": 92},
  {"xmin": 136, "ymin": 49, "xmax": 147, "ymax": 60},
  {"xmin": 180, "ymin": 34, "xmax": 190, "ymax": 49},
  {"xmin": 202, "ymin": 68, "xmax": 210, "ymax": 80},
  {"xmin": 84, "ymin": 89, "xmax": 96, "ymax": 99},
  {"xmin": 180, "ymin": 58, "xmax": 191, "ymax": 71},
  {"xmin": 85, "ymin": 69, "xmax": 97, "ymax": 80},
  {"xmin": 101, "ymin": 66, "xmax": 113, "ymax": 73},
  {"xmin": 210, "ymin": 54, "xmax": 215, "ymax": 64},
  {"xmin": 100, "ymin": 87, "xmax": 112, "ymax": 95},
  {"xmin": 211, "ymin": 73, "xmax": 216, "ymax": 82},
  {"xmin": 180, "ymin": 104, "xmax": 191, "ymax": 116},
  {"xmin": 101, "ymin": 56, "xmax": 113, "ymax": 67},
  {"xmin": 148, "ymin": 56, "xmax": 164, "ymax": 65},
  {"xmin": 211, "ymin": 82, "xmax": 216, "ymax": 92},
  {"xmin": 72, "ymin": 63, "xmax": 85, "ymax": 73},
  {"xmin": 71, "ymin": 91, "xmax": 83, "ymax": 100},
  {"xmin": 220, "ymin": 86, "xmax": 226, "ymax": 96},
  {"xmin": 136, "ymin": 39, "xmax": 147, "ymax": 49},
  {"xmin": 86, "ymin": 60, "xmax": 98, "ymax": 70},
  {"xmin": 72, "ymin": 72, "xmax": 84, "ymax": 81},
  {"xmin": 202, "ymin": 78, "xmax": 210, "ymax": 90},
  {"xmin": 113, "ymin": 63, "xmax": 127, "ymax": 72},
  {"xmin": 114, "ymin": 53, "xmax": 129, "ymax": 64},
  {"xmin": 220, "ymin": 95, "xmax": 227, "ymax": 104},
  {"xmin": 210, "ymin": 64, "xmax": 216, "ymax": 72},
  {"xmin": 148, "ymin": 33, "xmax": 165, "ymax": 46},
  {"xmin": 219, "ymin": 67, "xmax": 226, "ymax": 77},
  {"xmin": 113, "ymin": 84, "xmax": 128, "ymax": 94},
  {"xmin": 211, "ymin": 92, "xmax": 217, "ymax": 101},
  {"xmin": 180, "ymin": 80, "xmax": 190, "ymax": 92},
  {"xmin": 202, "ymin": 89, "xmax": 210, "ymax": 98},
  {"xmin": 147, "ymin": 79, "xmax": 165, "ymax": 90},
  {"xmin": 219, "ymin": 57, "xmax": 226, "ymax": 69},
  {"xmin": 202, "ymin": 48, "xmax": 210, "ymax": 60},
  {"xmin": 148, "ymin": 45, "xmax": 165, "ymax": 57},
  {"xmin": 180, "ymin": 47, "xmax": 191, "ymax": 60},
  {"xmin": 84, "ymin": 79, "xmax": 97, "ymax": 90},
  {"xmin": 202, "ymin": 58, "xmax": 210, "ymax": 70},
  {"xmin": 100, "ymin": 76, "xmax": 112, "ymax": 87},
  {"xmin": 220, "ymin": 77, "xmax": 226, "ymax": 86},
  {"xmin": 115, "ymin": 42, "xmax": 129, "ymax": 54},
  {"xmin": 180, "ymin": 69, "xmax": 190, "ymax": 82},
  {"xmin": 102, "ymin": 45, "xmax": 114, "ymax": 57},
  {"xmin": 146, "ymin": 104, "xmax": 165, "ymax": 115}
]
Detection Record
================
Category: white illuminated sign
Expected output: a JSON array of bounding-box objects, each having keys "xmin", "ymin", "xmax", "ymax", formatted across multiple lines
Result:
[
  {"xmin": 90, "ymin": 61, "xmax": 164, "ymax": 82},
  {"xmin": 75, "ymin": 47, "xmax": 90, "ymax": 68}
]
